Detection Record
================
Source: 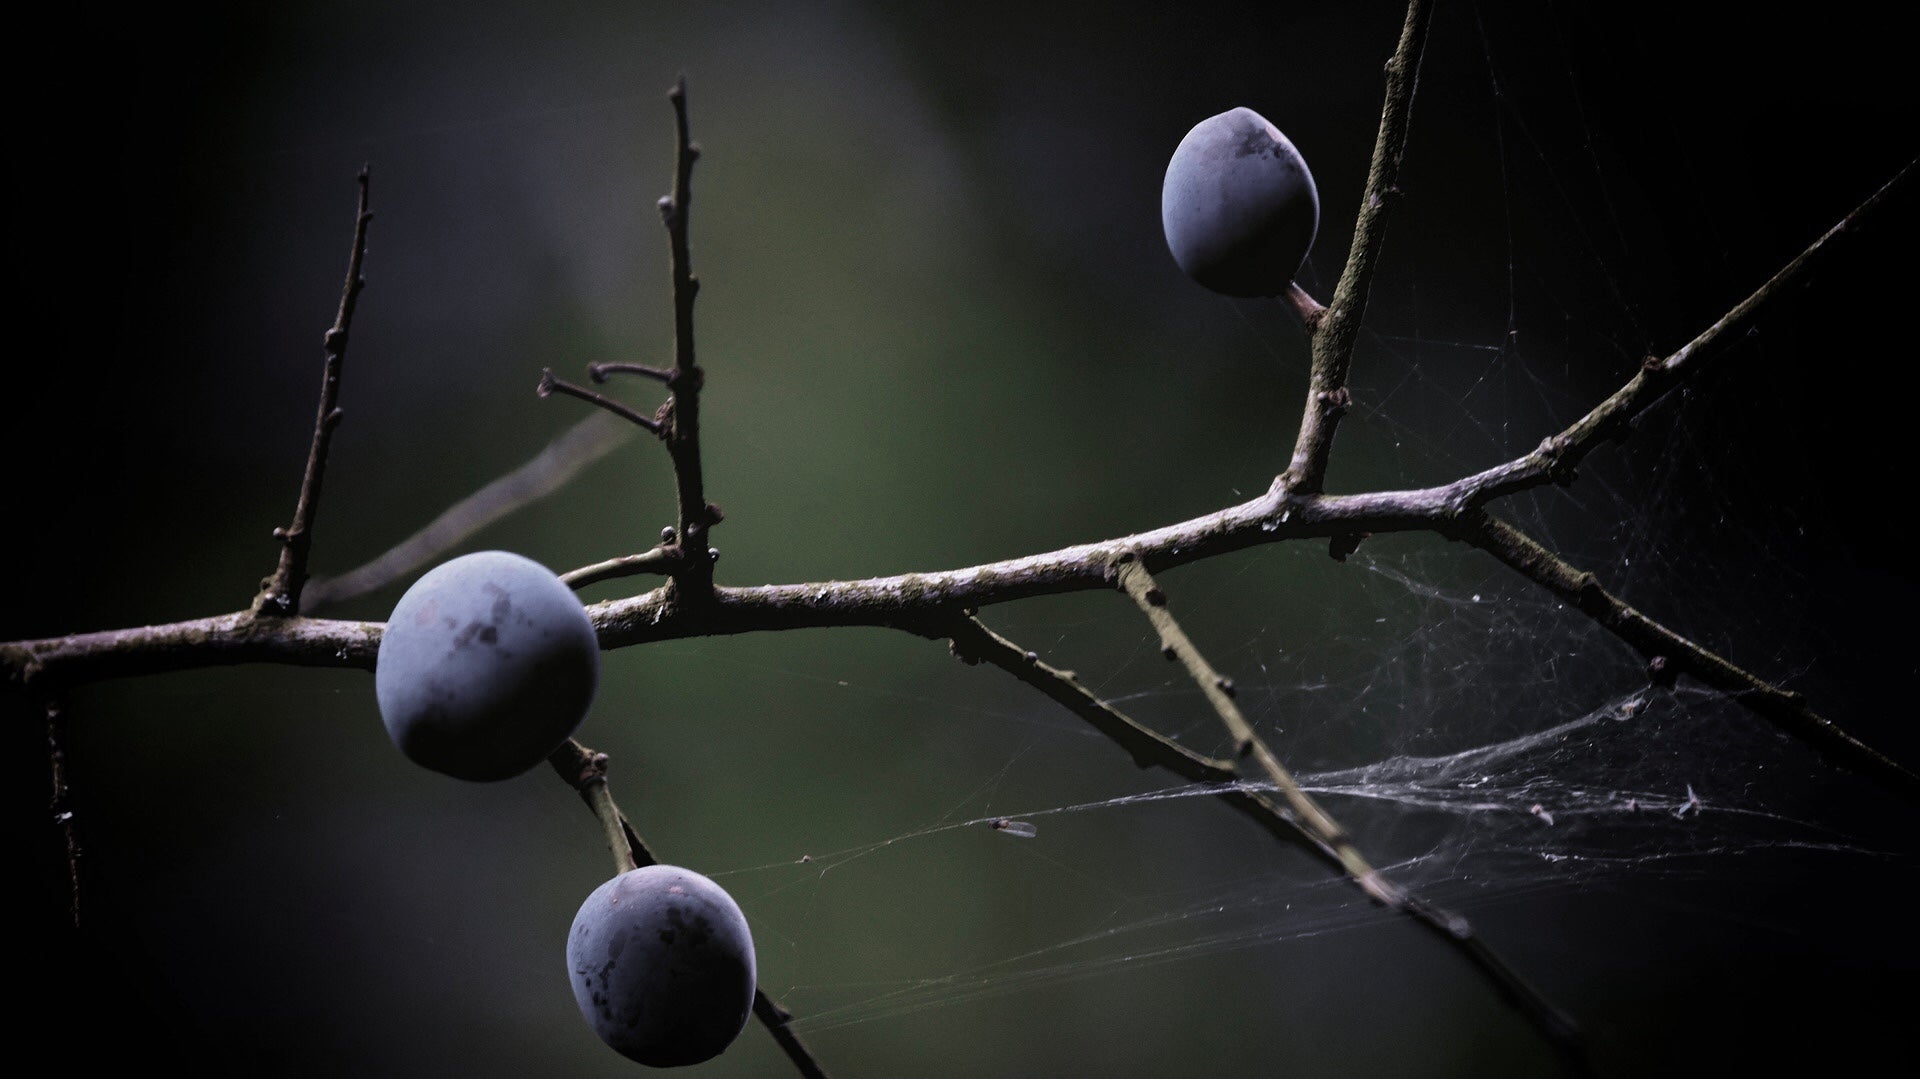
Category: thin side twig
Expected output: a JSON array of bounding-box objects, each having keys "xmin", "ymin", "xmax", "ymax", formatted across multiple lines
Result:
[
  {"xmin": 660, "ymin": 77, "xmax": 719, "ymax": 597},
  {"xmin": 1282, "ymin": 281, "xmax": 1327, "ymax": 329},
  {"xmin": 937, "ymin": 613, "xmax": 1237, "ymax": 782},
  {"xmin": 1454, "ymin": 159, "xmax": 1915, "ymax": 506},
  {"xmin": 252, "ymin": 170, "xmax": 373, "ymax": 617},
  {"xmin": 1283, "ymin": 0, "xmax": 1432, "ymax": 495},
  {"xmin": 1112, "ymin": 556, "xmax": 1590, "ymax": 1069},
  {"xmin": 539, "ymin": 368, "xmax": 665, "ymax": 435},
  {"xmin": 920, "ymin": 618, "xmax": 1326, "ymax": 855},
  {"xmin": 536, "ymin": 80, "xmax": 720, "ymax": 587},
  {"xmin": 1115, "ymin": 557, "xmax": 1401, "ymax": 906},
  {"xmin": 46, "ymin": 694, "xmax": 80, "ymax": 927},
  {"xmin": 1460, "ymin": 510, "xmax": 1920, "ymax": 795},
  {"xmin": 562, "ymin": 548, "xmax": 676, "ymax": 590},
  {"xmin": 546, "ymin": 739, "xmax": 831, "ymax": 1078},
  {"xmin": 590, "ymin": 361, "xmax": 675, "ymax": 384}
]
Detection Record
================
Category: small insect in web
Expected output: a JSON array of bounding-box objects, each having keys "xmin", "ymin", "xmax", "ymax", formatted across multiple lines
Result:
[
  {"xmin": 986, "ymin": 818, "xmax": 1037, "ymax": 839},
  {"xmin": 1673, "ymin": 784, "xmax": 1702, "ymax": 819}
]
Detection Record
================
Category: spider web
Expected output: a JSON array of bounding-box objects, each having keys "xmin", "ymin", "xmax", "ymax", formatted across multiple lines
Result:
[{"xmin": 658, "ymin": 3, "xmax": 1919, "ymax": 1070}]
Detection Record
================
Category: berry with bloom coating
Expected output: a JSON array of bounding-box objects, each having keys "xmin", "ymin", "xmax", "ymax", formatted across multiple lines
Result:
[
  {"xmin": 567, "ymin": 865, "xmax": 757, "ymax": 1067},
  {"xmin": 1161, "ymin": 106, "xmax": 1320, "ymax": 297},
  {"xmin": 375, "ymin": 550, "xmax": 599, "ymax": 781}
]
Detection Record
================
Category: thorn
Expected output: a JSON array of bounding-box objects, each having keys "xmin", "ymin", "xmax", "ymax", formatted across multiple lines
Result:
[
  {"xmin": 1216, "ymin": 676, "xmax": 1236, "ymax": 698},
  {"xmin": 661, "ymin": 526, "xmax": 676, "ymax": 543},
  {"xmin": 537, "ymin": 368, "xmax": 557, "ymax": 397},
  {"xmin": 704, "ymin": 502, "xmax": 724, "ymax": 525},
  {"xmin": 707, "ymin": 548, "xmax": 720, "ymax": 564},
  {"xmin": 323, "ymin": 407, "xmax": 345, "ymax": 430},
  {"xmin": 1023, "ymin": 651, "xmax": 1039, "ymax": 665},
  {"xmin": 1329, "ymin": 532, "xmax": 1368, "ymax": 562},
  {"xmin": 667, "ymin": 365, "xmax": 706, "ymax": 394},
  {"xmin": 1575, "ymin": 574, "xmax": 1606, "ymax": 606},
  {"xmin": 1316, "ymin": 386, "xmax": 1353, "ymax": 413},
  {"xmin": 1161, "ymin": 645, "xmax": 1177, "ymax": 661}
]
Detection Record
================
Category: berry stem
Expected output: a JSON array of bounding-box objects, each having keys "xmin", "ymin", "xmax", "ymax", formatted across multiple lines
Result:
[{"xmin": 546, "ymin": 739, "xmax": 832, "ymax": 1077}]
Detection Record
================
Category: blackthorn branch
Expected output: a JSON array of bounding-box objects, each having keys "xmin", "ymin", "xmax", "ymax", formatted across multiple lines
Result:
[{"xmin": 6, "ymin": 5, "xmax": 1916, "ymax": 1075}]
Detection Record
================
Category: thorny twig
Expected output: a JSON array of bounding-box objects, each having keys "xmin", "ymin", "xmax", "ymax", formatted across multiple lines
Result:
[
  {"xmin": 252, "ymin": 169, "xmax": 373, "ymax": 618},
  {"xmin": 45, "ymin": 694, "xmax": 79, "ymax": 927},
  {"xmin": 660, "ymin": 76, "xmax": 718, "ymax": 598},
  {"xmin": 540, "ymin": 78, "xmax": 720, "ymax": 594},
  {"xmin": 1460, "ymin": 510, "xmax": 1918, "ymax": 795},
  {"xmin": 1449, "ymin": 159, "xmax": 1915, "ymax": 508},
  {"xmin": 538, "ymin": 368, "xmax": 665, "ymax": 435},
  {"xmin": 1282, "ymin": 0, "xmax": 1432, "ymax": 495}
]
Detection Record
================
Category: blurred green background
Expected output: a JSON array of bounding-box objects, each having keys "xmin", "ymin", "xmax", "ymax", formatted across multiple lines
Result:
[{"xmin": 7, "ymin": 2, "xmax": 1916, "ymax": 1076}]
